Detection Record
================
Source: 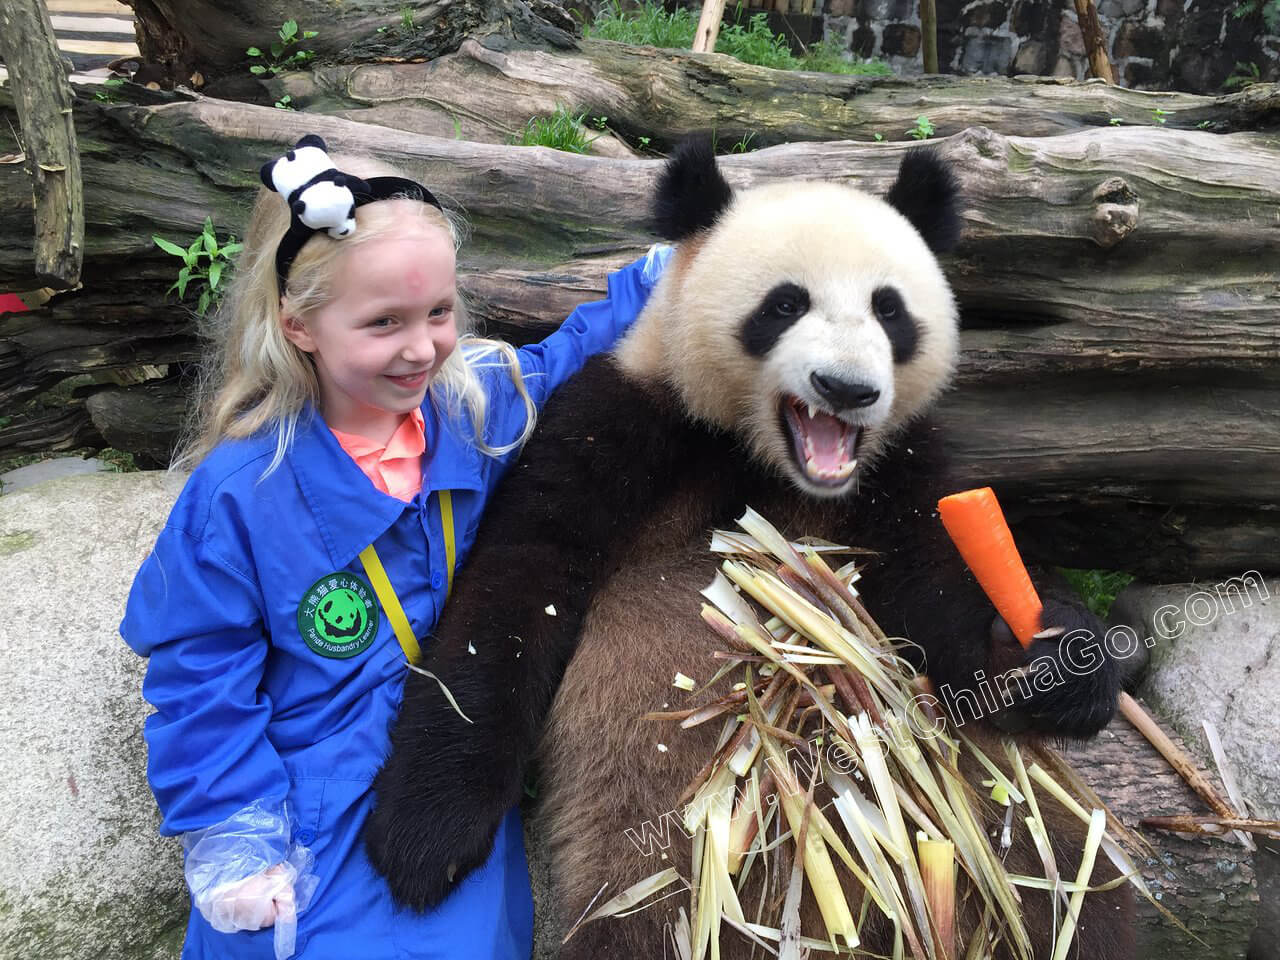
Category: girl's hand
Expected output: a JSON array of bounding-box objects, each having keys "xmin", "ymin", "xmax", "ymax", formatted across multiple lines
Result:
[{"xmin": 200, "ymin": 862, "xmax": 296, "ymax": 933}]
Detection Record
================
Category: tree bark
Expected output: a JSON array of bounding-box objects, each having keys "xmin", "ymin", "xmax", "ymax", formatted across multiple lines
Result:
[
  {"xmin": 0, "ymin": 0, "xmax": 84, "ymax": 289},
  {"xmin": 121, "ymin": 0, "xmax": 577, "ymax": 89},
  {"xmin": 0, "ymin": 94, "xmax": 1277, "ymax": 577},
  {"xmin": 269, "ymin": 40, "xmax": 1280, "ymax": 149},
  {"xmin": 1056, "ymin": 716, "xmax": 1262, "ymax": 958}
]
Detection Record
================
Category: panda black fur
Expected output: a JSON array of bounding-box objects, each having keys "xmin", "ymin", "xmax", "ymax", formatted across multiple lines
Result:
[{"xmin": 365, "ymin": 141, "xmax": 1133, "ymax": 958}]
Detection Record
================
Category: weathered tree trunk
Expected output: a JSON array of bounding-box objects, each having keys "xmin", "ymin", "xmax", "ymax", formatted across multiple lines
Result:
[
  {"xmin": 1058, "ymin": 715, "xmax": 1262, "ymax": 958},
  {"xmin": 122, "ymin": 0, "xmax": 577, "ymax": 89},
  {"xmin": 0, "ymin": 0, "xmax": 84, "ymax": 289},
  {"xmin": 271, "ymin": 40, "xmax": 1280, "ymax": 149},
  {"xmin": 1, "ymin": 93, "xmax": 1277, "ymax": 577}
]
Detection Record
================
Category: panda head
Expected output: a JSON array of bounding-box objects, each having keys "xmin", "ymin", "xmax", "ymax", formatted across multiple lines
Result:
[
  {"xmin": 617, "ymin": 138, "xmax": 962, "ymax": 499},
  {"xmin": 260, "ymin": 134, "xmax": 332, "ymax": 198}
]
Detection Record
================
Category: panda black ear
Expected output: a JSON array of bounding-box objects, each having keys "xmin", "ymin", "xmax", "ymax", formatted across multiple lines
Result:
[
  {"xmin": 260, "ymin": 161, "xmax": 276, "ymax": 190},
  {"xmin": 886, "ymin": 149, "xmax": 962, "ymax": 254},
  {"xmin": 296, "ymin": 134, "xmax": 327, "ymax": 152},
  {"xmin": 652, "ymin": 135, "xmax": 733, "ymax": 241}
]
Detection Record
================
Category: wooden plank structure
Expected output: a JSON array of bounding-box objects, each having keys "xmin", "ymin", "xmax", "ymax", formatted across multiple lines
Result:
[{"xmin": 0, "ymin": 0, "xmax": 137, "ymax": 85}]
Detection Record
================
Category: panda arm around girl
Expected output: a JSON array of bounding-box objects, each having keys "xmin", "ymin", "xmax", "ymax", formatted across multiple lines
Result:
[
  {"xmin": 365, "ymin": 136, "xmax": 1124, "ymax": 912},
  {"xmin": 364, "ymin": 261, "xmax": 685, "ymax": 911}
]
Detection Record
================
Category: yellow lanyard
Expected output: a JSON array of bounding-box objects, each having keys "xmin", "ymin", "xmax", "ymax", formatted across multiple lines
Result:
[{"xmin": 357, "ymin": 490, "xmax": 455, "ymax": 665}]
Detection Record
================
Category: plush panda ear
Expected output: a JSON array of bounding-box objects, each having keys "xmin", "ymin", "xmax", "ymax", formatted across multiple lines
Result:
[
  {"xmin": 296, "ymin": 133, "xmax": 327, "ymax": 152},
  {"xmin": 886, "ymin": 149, "xmax": 962, "ymax": 254},
  {"xmin": 652, "ymin": 136, "xmax": 734, "ymax": 241}
]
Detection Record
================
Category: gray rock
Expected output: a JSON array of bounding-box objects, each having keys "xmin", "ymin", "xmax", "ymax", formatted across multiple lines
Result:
[
  {"xmin": 1114, "ymin": 573, "xmax": 1280, "ymax": 819},
  {"xmin": 959, "ymin": 33, "xmax": 1013, "ymax": 74},
  {"xmin": 1, "ymin": 471, "xmax": 187, "ymax": 960},
  {"xmin": 0, "ymin": 456, "xmax": 110, "ymax": 495}
]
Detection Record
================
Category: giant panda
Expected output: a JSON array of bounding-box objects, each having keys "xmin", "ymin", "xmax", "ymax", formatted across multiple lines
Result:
[{"xmin": 364, "ymin": 140, "xmax": 1134, "ymax": 958}]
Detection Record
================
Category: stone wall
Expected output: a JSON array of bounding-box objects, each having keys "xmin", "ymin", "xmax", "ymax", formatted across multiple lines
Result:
[{"xmin": 818, "ymin": 0, "xmax": 1280, "ymax": 91}]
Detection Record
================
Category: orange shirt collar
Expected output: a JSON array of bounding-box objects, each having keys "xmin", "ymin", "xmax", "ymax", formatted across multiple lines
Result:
[{"xmin": 330, "ymin": 407, "xmax": 426, "ymax": 502}]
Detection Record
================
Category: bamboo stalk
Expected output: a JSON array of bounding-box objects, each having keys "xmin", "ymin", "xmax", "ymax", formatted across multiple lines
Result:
[
  {"xmin": 920, "ymin": 0, "xmax": 939, "ymax": 74},
  {"xmin": 1139, "ymin": 814, "xmax": 1280, "ymax": 841},
  {"xmin": 1117, "ymin": 692, "xmax": 1236, "ymax": 819},
  {"xmin": 692, "ymin": 0, "xmax": 728, "ymax": 53},
  {"xmin": 1071, "ymin": 0, "xmax": 1115, "ymax": 83}
]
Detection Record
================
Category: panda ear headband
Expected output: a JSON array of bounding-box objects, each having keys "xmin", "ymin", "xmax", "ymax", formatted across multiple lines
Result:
[{"xmin": 261, "ymin": 133, "xmax": 443, "ymax": 296}]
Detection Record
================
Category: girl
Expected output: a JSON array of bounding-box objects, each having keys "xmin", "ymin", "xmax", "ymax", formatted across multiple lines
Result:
[{"xmin": 120, "ymin": 137, "xmax": 668, "ymax": 960}]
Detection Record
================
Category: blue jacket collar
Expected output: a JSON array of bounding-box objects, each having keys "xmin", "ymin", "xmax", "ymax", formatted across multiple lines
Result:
[{"xmin": 289, "ymin": 400, "xmax": 484, "ymax": 569}]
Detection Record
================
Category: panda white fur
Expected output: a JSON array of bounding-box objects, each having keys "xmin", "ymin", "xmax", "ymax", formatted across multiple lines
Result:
[
  {"xmin": 259, "ymin": 133, "xmax": 364, "ymax": 239},
  {"xmin": 365, "ymin": 140, "xmax": 1134, "ymax": 958},
  {"xmin": 261, "ymin": 134, "xmax": 332, "ymax": 197}
]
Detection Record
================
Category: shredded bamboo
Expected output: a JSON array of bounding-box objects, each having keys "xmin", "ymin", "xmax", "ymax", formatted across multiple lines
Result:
[{"xmin": 574, "ymin": 508, "xmax": 1181, "ymax": 957}]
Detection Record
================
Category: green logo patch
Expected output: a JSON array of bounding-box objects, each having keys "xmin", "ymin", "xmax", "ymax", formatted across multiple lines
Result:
[{"xmin": 297, "ymin": 571, "xmax": 379, "ymax": 659}]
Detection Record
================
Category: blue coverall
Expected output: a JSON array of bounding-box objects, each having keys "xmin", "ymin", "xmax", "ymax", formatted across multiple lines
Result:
[{"xmin": 121, "ymin": 260, "xmax": 653, "ymax": 959}]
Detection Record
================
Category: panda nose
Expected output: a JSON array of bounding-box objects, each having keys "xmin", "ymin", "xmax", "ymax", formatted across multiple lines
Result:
[{"xmin": 809, "ymin": 372, "xmax": 880, "ymax": 410}]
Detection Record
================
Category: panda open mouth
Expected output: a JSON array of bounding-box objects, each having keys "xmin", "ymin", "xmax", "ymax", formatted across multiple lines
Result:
[{"xmin": 779, "ymin": 395, "xmax": 863, "ymax": 487}]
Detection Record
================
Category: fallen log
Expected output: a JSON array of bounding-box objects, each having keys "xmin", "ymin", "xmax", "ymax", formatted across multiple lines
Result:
[
  {"xmin": 122, "ymin": 0, "xmax": 578, "ymax": 89},
  {"xmin": 271, "ymin": 38, "xmax": 1280, "ymax": 149},
  {"xmin": 1, "ymin": 95, "xmax": 1277, "ymax": 577}
]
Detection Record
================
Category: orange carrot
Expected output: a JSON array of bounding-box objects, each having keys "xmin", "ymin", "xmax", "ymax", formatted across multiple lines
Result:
[{"xmin": 936, "ymin": 487, "xmax": 1042, "ymax": 648}]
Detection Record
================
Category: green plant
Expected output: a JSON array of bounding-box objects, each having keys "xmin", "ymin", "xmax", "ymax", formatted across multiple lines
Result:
[
  {"xmin": 1059, "ymin": 568, "xmax": 1135, "ymax": 619},
  {"xmin": 730, "ymin": 131, "xmax": 757, "ymax": 153},
  {"xmin": 93, "ymin": 74, "xmax": 126, "ymax": 103},
  {"xmin": 717, "ymin": 12, "xmax": 799, "ymax": 70},
  {"xmin": 1233, "ymin": 0, "xmax": 1280, "ymax": 32},
  {"xmin": 153, "ymin": 217, "xmax": 243, "ymax": 316},
  {"xmin": 247, "ymin": 20, "xmax": 318, "ymax": 76},
  {"xmin": 797, "ymin": 38, "xmax": 892, "ymax": 76},
  {"xmin": 511, "ymin": 105, "xmax": 596, "ymax": 154},
  {"xmin": 637, "ymin": 135, "xmax": 652, "ymax": 148},
  {"xmin": 586, "ymin": 1, "xmax": 893, "ymax": 77},
  {"xmin": 399, "ymin": 6, "xmax": 416, "ymax": 31},
  {"xmin": 591, "ymin": 115, "xmax": 609, "ymax": 130},
  {"xmin": 872, "ymin": 132, "xmax": 884, "ymax": 142},
  {"xmin": 274, "ymin": 94, "xmax": 295, "ymax": 110},
  {"xmin": 1151, "ymin": 107, "xmax": 1169, "ymax": 125},
  {"xmin": 908, "ymin": 115, "xmax": 935, "ymax": 140},
  {"xmin": 1223, "ymin": 60, "xmax": 1262, "ymax": 90},
  {"xmin": 1108, "ymin": 117, "xmax": 1122, "ymax": 126},
  {"xmin": 586, "ymin": 0, "xmax": 698, "ymax": 47}
]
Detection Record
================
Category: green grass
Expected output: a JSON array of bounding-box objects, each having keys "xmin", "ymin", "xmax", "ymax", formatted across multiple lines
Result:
[
  {"xmin": 1059, "ymin": 568, "xmax": 1135, "ymax": 619},
  {"xmin": 716, "ymin": 12, "xmax": 799, "ymax": 70},
  {"xmin": 586, "ymin": 1, "xmax": 891, "ymax": 75},
  {"xmin": 511, "ymin": 106, "xmax": 596, "ymax": 154},
  {"xmin": 798, "ymin": 38, "xmax": 893, "ymax": 76},
  {"xmin": 586, "ymin": 0, "xmax": 697, "ymax": 46}
]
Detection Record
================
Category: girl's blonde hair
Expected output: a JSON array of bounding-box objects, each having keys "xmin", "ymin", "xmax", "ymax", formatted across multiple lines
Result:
[{"xmin": 171, "ymin": 154, "xmax": 536, "ymax": 476}]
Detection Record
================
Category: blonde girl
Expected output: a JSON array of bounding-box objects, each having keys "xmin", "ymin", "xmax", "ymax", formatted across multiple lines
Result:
[{"xmin": 122, "ymin": 136, "xmax": 666, "ymax": 960}]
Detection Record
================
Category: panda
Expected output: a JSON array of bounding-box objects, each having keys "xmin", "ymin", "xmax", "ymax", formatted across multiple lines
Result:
[
  {"xmin": 364, "ymin": 139, "xmax": 1134, "ymax": 958},
  {"xmin": 259, "ymin": 133, "xmax": 367, "ymax": 239}
]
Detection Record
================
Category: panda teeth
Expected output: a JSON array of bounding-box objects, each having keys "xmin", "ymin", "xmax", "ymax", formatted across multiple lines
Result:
[{"xmin": 807, "ymin": 403, "xmax": 819, "ymax": 420}]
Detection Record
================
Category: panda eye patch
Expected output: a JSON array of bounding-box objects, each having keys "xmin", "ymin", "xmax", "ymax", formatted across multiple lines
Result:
[
  {"xmin": 741, "ymin": 282, "xmax": 811, "ymax": 357},
  {"xmin": 873, "ymin": 287, "xmax": 904, "ymax": 321},
  {"xmin": 871, "ymin": 285, "xmax": 918, "ymax": 364}
]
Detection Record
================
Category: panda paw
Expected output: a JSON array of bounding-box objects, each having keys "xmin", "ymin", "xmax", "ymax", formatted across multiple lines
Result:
[
  {"xmin": 989, "ymin": 597, "xmax": 1121, "ymax": 740},
  {"xmin": 363, "ymin": 788, "xmax": 504, "ymax": 911}
]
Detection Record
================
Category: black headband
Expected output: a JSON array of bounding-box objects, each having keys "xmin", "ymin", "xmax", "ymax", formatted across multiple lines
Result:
[{"xmin": 260, "ymin": 135, "xmax": 442, "ymax": 296}]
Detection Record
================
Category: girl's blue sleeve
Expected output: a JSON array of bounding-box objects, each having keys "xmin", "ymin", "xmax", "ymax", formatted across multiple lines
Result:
[
  {"xmin": 515, "ymin": 248, "xmax": 669, "ymax": 411},
  {"xmin": 121, "ymin": 525, "xmax": 291, "ymax": 844}
]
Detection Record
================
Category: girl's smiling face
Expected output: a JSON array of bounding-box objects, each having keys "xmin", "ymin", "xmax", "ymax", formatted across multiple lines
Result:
[{"xmin": 282, "ymin": 219, "xmax": 459, "ymax": 442}]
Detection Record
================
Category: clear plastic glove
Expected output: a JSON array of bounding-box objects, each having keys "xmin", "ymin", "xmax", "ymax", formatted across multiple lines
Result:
[
  {"xmin": 640, "ymin": 242, "xmax": 675, "ymax": 290},
  {"xmin": 182, "ymin": 800, "xmax": 319, "ymax": 960}
]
